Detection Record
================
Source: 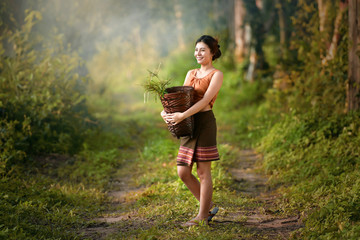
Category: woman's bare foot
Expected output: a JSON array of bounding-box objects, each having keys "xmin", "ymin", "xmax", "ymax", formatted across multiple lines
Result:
[{"xmin": 181, "ymin": 217, "xmax": 208, "ymax": 227}]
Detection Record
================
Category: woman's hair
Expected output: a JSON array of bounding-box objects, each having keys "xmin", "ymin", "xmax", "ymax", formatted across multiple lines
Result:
[{"xmin": 195, "ymin": 35, "xmax": 222, "ymax": 61}]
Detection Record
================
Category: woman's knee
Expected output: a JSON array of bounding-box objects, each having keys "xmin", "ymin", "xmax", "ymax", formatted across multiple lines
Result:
[
  {"xmin": 196, "ymin": 162, "xmax": 212, "ymax": 180},
  {"xmin": 177, "ymin": 166, "xmax": 192, "ymax": 181}
]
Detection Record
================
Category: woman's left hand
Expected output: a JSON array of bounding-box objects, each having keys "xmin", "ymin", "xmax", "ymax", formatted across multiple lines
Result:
[{"xmin": 167, "ymin": 112, "xmax": 185, "ymax": 125}]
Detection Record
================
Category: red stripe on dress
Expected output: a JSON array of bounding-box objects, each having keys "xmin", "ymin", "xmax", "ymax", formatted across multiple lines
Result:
[
  {"xmin": 196, "ymin": 146, "xmax": 218, "ymax": 152},
  {"xmin": 195, "ymin": 151, "xmax": 219, "ymax": 157},
  {"xmin": 195, "ymin": 146, "xmax": 219, "ymax": 161},
  {"xmin": 195, "ymin": 157, "xmax": 219, "ymax": 161},
  {"xmin": 196, "ymin": 153, "xmax": 219, "ymax": 157},
  {"xmin": 195, "ymin": 150, "xmax": 218, "ymax": 156},
  {"xmin": 197, "ymin": 146, "xmax": 218, "ymax": 149},
  {"xmin": 177, "ymin": 158, "xmax": 192, "ymax": 165},
  {"xmin": 196, "ymin": 146, "xmax": 218, "ymax": 151},
  {"xmin": 195, "ymin": 155, "xmax": 219, "ymax": 160},
  {"xmin": 177, "ymin": 146, "xmax": 194, "ymax": 165}
]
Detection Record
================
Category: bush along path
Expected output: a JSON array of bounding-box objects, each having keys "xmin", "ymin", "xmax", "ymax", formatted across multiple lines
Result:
[{"xmin": 80, "ymin": 112, "xmax": 303, "ymax": 240}]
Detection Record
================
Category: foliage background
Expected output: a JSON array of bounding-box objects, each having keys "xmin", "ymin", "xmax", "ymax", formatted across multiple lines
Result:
[{"xmin": 1, "ymin": 0, "xmax": 359, "ymax": 239}]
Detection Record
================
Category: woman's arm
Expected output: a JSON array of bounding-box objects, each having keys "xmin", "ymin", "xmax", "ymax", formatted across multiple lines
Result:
[
  {"xmin": 169, "ymin": 71, "xmax": 223, "ymax": 125},
  {"xmin": 183, "ymin": 70, "xmax": 193, "ymax": 86},
  {"xmin": 160, "ymin": 70, "xmax": 193, "ymax": 122}
]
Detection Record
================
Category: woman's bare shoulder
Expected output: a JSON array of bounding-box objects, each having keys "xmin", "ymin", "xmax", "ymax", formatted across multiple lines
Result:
[
  {"xmin": 213, "ymin": 69, "xmax": 223, "ymax": 76},
  {"xmin": 183, "ymin": 69, "xmax": 197, "ymax": 85},
  {"xmin": 188, "ymin": 69, "xmax": 198, "ymax": 74},
  {"xmin": 212, "ymin": 69, "xmax": 223, "ymax": 80}
]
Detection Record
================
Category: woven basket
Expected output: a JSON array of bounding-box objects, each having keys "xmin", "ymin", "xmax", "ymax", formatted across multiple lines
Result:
[{"xmin": 161, "ymin": 86, "xmax": 194, "ymax": 138}]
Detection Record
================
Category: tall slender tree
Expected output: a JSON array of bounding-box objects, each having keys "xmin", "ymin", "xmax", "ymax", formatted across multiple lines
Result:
[
  {"xmin": 322, "ymin": 0, "xmax": 348, "ymax": 65},
  {"xmin": 347, "ymin": 0, "xmax": 360, "ymax": 111},
  {"xmin": 234, "ymin": 0, "xmax": 247, "ymax": 62},
  {"xmin": 276, "ymin": 0, "xmax": 286, "ymax": 57},
  {"xmin": 242, "ymin": 0, "xmax": 274, "ymax": 81},
  {"xmin": 174, "ymin": 0, "xmax": 185, "ymax": 50}
]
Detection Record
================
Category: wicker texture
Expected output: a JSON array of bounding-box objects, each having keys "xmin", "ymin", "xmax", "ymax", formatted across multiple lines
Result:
[{"xmin": 161, "ymin": 86, "xmax": 194, "ymax": 138}]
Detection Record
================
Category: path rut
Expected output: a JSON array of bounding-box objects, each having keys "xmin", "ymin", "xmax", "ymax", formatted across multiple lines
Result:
[{"xmin": 217, "ymin": 149, "xmax": 303, "ymax": 239}]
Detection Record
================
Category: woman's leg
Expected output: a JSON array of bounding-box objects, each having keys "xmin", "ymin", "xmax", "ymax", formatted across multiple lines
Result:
[
  {"xmin": 177, "ymin": 165, "xmax": 200, "ymax": 201},
  {"xmin": 196, "ymin": 161, "xmax": 213, "ymax": 219}
]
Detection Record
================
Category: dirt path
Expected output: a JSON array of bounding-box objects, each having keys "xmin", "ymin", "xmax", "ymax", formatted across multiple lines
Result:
[
  {"xmin": 80, "ymin": 174, "xmax": 146, "ymax": 239},
  {"xmin": 81, "ymin": 148, "xmax": 302, "ymax": 239},
  {"xmin": 214, "ymin": 149, "xmax": 303, "ymax": 239}
]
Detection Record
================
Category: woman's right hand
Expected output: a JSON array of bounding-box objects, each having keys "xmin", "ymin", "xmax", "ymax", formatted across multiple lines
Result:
[{"xmin": 161, "ymin": 110, "xmax": 169, "ymax": 124}]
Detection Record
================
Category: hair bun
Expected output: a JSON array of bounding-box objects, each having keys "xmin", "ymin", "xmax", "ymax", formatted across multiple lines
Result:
[{"xmin": 217, "ymin": 44, "xmax": 220, "ymax": 48}]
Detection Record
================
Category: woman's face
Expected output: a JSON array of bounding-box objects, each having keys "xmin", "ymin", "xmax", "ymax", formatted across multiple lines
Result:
[{"xmin": 194, "ymin": 42, "xmax": 213, "ymax": 65}]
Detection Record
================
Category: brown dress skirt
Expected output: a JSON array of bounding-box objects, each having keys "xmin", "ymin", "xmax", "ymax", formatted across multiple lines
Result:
[{"xmin": 177, "ymin": 110, "xmax": 220, "ymax": 166}]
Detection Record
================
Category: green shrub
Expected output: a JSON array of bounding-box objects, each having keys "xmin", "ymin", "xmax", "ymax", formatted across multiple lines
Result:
[
  {"xmin": 0, "ymin": 119, "xmax": 28, "ymax": 174},
  {"xmin": 215, "ymin": 75, "xmax": 278, "ymax": 148},
  {"xmin": 258, "ymin": 112, "xmax": 360, "ymax": 239},
  {"xmin": 0, "ymin": 10, "xmax": 92, "ymax": 172}
]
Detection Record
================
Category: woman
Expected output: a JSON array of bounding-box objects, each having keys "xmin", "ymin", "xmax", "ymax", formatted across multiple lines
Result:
[{"xmin": 161, "ymin": 35, "xmax": 223, "ymax": 226}]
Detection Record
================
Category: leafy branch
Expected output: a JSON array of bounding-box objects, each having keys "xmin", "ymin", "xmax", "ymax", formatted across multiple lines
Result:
[{"xmin": 142, "ymin": 64, "xmax": 172, "ymax": 102}]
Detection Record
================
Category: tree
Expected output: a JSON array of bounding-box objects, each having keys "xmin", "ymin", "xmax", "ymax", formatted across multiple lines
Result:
[
  {"xmin": 276, "ymin": 0, "xmax": 286, "ymax": 57},
  {"xmin": 347, "ymin": 0, "xmax": 360, "ymax": 111},
  {"xmin": 234, "ymin": 0, "xmax": 248, "ymax": 62},
  {"xmin": 174, "ymin": 0, "xmax": 185, "ymax": 50},
  {"xmin": 241, "ymin": 0, "xmax": 275, "ymax": 81},
  {"xmin": 321, "ymin": 0, "xmax": 348, "ymax": 65}
]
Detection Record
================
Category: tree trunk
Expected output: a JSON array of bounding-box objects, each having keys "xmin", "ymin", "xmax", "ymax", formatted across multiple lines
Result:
[
  {"xmin": 234, "ymin": 0, "xmax": 247, "ymax": 62},
  {"xmin": 246, "ymin": 47, "xmax": 256, "ymax": 82},
  {"xmin": 242, "ymin": 0, "xmax": 269, "ymax": 80},
  {"xmin": 276, "ymin": 0, "xmax": 286, "ymax": 57},
  {"xmin": 317, "ymin": 0, "xmax": 328, "ymax": 33},
  {"xmin": 322, "ymin": 1, "xmax": 348, "ymax": 65},
  {"xmin": 318, "ymin": 0, "xmax": 330, "ymax": 62},
  {"xmin": 174, "ymin": 0, "xmax": 185, "ymax": 50},
  {"xmin": 347, "ymin": 0, "xmax": 360, "ymax": 111},
  {"xmin": 256, "ymin": 0, "xmax": 263, "ymax": 10}
]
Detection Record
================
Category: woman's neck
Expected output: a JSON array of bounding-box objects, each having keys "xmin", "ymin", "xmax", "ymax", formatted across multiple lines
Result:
[{"xmin": 199, "ymin": 63, "xmax": 214, "ymax": 72}]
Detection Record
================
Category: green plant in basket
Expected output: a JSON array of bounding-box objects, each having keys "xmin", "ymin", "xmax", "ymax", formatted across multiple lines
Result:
[{"xmin": 142, "ymin": 65, "xmax": 172, "ymax": 102}]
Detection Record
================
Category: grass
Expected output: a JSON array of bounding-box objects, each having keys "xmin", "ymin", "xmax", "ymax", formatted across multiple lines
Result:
[
  {"xmin": 258, "ymin": 111, "xmax": 360, "ymax": 239},
  {"xmin": 0, "ymin": 103, "xmax": 164, "ymax": 239},
  {"xmin": 4, "ymin": 64, "xmax": 359, "ymax": 239},
  {"xmin": 127, "ymin": 74, "xmax": 360, "ymax": 239},
  {"xmin": 214, "ymin": 77, "xmax": 278, "ymax": 149},
  {"xmin": 110, "ymin": 171, "xmax": 261, "ymax": 240},
  {"xmin": 99, "ymin": 91, "xmax": 283, "ymax": 239},
  {"xmin": 0, "ymin": 174, "xmax": 106, "ymax": 239}
]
